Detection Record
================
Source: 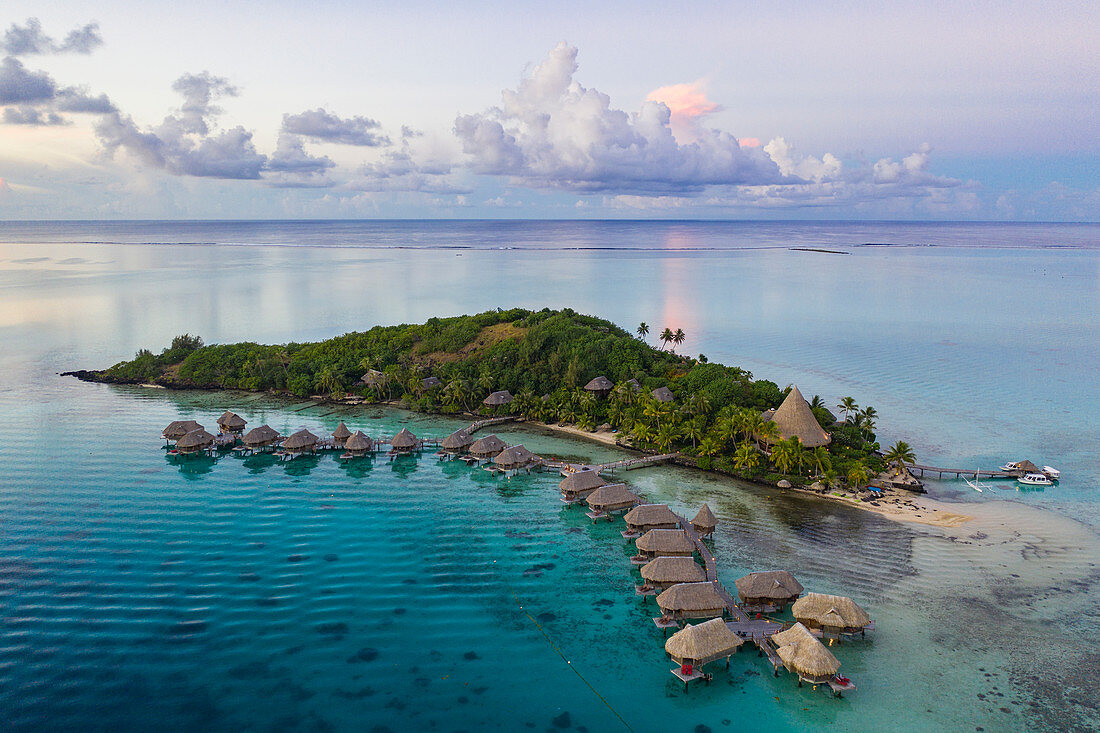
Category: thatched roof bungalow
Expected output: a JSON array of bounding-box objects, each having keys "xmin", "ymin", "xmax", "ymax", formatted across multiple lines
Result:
[
  {"xmin": 791, "ymin": 593, "xmax": 873, "ymax": 637},
  {"xmin": 241, "ymin": 424, "xmax": 280, "ymax": 449},
  {"xmin": 282, "ymin": 429, "xmax": 319, "ymax": 455},
  {"xmin": 772, "ymin": 623, "xmax": 841, "ymax": 684},
  {"xmin": 734, "ymin": 570, "xmax": 804, "ymax": 609},
  {"xmin": 691, "ymin": 504, "xmax": 718, "ymax": 537},
  {"xmin": 175, "ymin": 428, "xmax": 215, "ymax": 454},
  {"xmin": 656, "ymin": 582, "xmax": 727, "ymax": 621},
  {"xmin": 163, "ymin": 420, "xmax": 203, "ymax": 441},
  {"xmin": 765, "ymin": 386, "xmax": 830, "ymax": 447},
  {"xmin": 483, "ymin": 390, "xmax": 513, "ymax": 407},
  {"xmin": 635, "ymin": 529, "xmax": 695, "ymax": 559},
  {"xmin": 493, "ymin": 445, "xmax": 540, "ymax": 471},
  {"xmin": 584, "ymin": 376, "xmax": 614, "ymax": 397},
  {"xmin": 559, "ymin": 470, "xmax": 606, "ymax": 502},
  {"xmin": 623, "ymin": 504, "xmax": 680, "ymax": 535},
  {"xmin": 665, "ymin": 618, "xmax": 744, "ymax": 666},
  {"xmin": 651, "ymin": 386, "xmax": 675, "ymax": 403},
  {"xmin": 441, "ymin": 428, "xmax": 473, "ymax": 454},
  {"xmin": 332, "ymin": 422, "xmax": 352, "ymax": 446},
  {"xmin": 390, "ymin": 428, "xmax": 419, "ymax": 453},
  {"xmin": 216, "ymin": 411, "xmax": 247, "ymax": 434},
  {"xmin": 343, "ymin": 430, "xmax": 373, "ymax": 456},
  {"xmin": 586, "ymin": 483, "xmax": 640, "ymax": 515},
  {"xmin": 469, "ymin": 434, "xmax": 507, "ymax": 459},
  {"xmin": 641, "ymin": 556, "xmax": 707, "ymax": 590}
]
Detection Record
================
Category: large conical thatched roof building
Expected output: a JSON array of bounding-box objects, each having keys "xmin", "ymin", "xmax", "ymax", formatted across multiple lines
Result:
[
  {"xmin": 241, "ymin": 424, "xmax": 280, "ymax": 448},
  {"xmin": 623, "ymin": 504, "xmax": 680, "ymax": 534},
  {"xmin": 469, "ymin": 434, "xmax": 507, "ymax": 459},
  {"xmin": 734, "ymin": 570, "xmax": 804, "ymax": 608},
  {"xmin": 665, "ymin": 617, "xmax": 744, "ymax": 666},
  {"xmin": 651, "ymin": 386, "xmax": 675, "ymax": 403},
  {"xmin": 559, "ymin": 470, "xmax": 606, "ymax": 501},
  {"xmin": 441, "ymin": 428, "xmax": 473, "ymax": 453},
  {"xmin": 792, "ymin": 593, "xmax": 872, "ymax": 635},
  {"xmin": 343, "ymin": 430, "xmax": 372, "ymax": 454},
  {"xmin": 483, "ymin": 390, "xmax": 513, "ymax": 407},
  {"xmin": 772, "ymin": 623, "xmax": 841, "ymax": 683},
  {"xmin": 493, "ymin": 445, "xmax": 539, "ymax": 470},
  {"xmin": 586, "ymin": 483, "xmax": 640, "ymax": 514},
  {"xmin": 656, "ymin": 582, "xmax": 727, "ymax": 620},
  {"xmin": 282, "ymin": 428, "xmax": 319, "ymax": 452},
  {"xmin": 390, "ymin": 428, "xmax": 419, "ymax": 451},
  {"xmin": 163, "ymin": 420, "xmax": 203, "ymax": 440},
  {"xmin": 217, "ymin": 411, "xmax": 247, "ymax": 434},
  {"xmin": 636, "ymin": 528, "xmax": 695, "ymax": 557},
  {"xmin": 175, "ymin": 428, "xmax": 215, "ymax": 453},
  {"xmin": 691, "ymin": 504, "xmax": 718, "ymax": 535},
  {"xmin": 766, "ymin": 386, "xmax": 830, "ymax": 447},
  {"xmin": 641, "ymin": 556, "xmax": 707, "ymax": 589}
]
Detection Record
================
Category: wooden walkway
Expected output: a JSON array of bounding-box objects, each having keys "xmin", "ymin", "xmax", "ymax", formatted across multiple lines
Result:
[{"xmin": 906, "ymin": 463, "xmax": 1017, "ymax": 479}]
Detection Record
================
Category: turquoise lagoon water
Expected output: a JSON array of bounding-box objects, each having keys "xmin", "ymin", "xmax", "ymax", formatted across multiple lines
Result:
[{"xmin": 1, "ymin": 221, "xmax": 1099, "ymax": 731}]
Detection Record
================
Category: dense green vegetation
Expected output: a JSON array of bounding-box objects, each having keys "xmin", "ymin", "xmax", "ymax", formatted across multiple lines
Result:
[{"xmin": 100, "ymin": 307, "xmax": 895, "ymax": 490}]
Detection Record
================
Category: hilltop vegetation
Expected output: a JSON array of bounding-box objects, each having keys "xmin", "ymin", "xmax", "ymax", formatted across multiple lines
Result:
[{"xmin": 94, "ymin": 307, "xmax": 889, "ymax": 488}]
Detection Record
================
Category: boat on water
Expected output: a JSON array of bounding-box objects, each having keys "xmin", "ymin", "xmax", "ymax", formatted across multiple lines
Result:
[{"xmin": 1018, "ymin": 472, "xmax": 1054, "ymax": 487}]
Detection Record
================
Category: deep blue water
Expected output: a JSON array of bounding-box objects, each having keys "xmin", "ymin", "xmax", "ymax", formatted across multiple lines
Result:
[{"xmin": 1, "ymin": 220, "xmax": 1098, "ymax": 731}]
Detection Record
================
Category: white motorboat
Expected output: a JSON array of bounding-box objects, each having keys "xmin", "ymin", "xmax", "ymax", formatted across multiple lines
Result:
[
  {"xmin": 1018, "ymin": 472, "xmax": 1053, "ymax": 487},
  {"xmin": 1042, "ymin": 466, "xmax": 1061, "ymax": 480}
]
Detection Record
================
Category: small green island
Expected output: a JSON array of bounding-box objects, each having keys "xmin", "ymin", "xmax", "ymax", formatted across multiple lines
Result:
[{"xmin": 70, "ymin": 307, "xmax": 919, "ymax": 497}]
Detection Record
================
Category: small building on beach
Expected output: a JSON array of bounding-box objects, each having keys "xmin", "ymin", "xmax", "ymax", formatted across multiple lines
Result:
[
  {"xmin": 332, "ymin": 422, "xmax": 352, "ymax": 447},
  {"xmin": 641, "ymin": 556, "xmax": 707, "ymax": 590},
  {"xmin": 175, "ymin": 428, "xmax": 215, "ymax": 455},
  {"xmin": 483, "ymin": 390, "xmax": 514, "ymax": 408},
  {"xmin": 651, "ymin": 386, "xmax": 675, "ymax": 403},
  {"xmin": 691, "ymin": 504, "xmax": 718, "ymax": 537},
  {"xmin": 584, "ymin": 376, "xmax": 614, "ymax": 398},
  {"xmin": 623, "ymin": 504, "xmax": 680, "ymax": 536},
  {"xmin": 635, "ymin": 529, "xmax": 696, "ymax": 560},
  {"xmin": 664, "ymin": 617, "xmax": 744, "ymax": 667},
  {"xmin": 281, "ymin": 429, "xmax": 319, "ymax": 456},
  {"xmin": 163, "ymin": 420, "xmax": 203, "ymax": 442},
  {"xmin": 771, "ymin": 622, "xmax": 841, "ymax": 685},
  {"xmin": 470, "ymin": 434, "xmax": 507, "ymax": 460},
  {"xmin": 656, "ymin": 582, "xmax": 727, "ymax": 621},
  {"xmin": 586, "ymin": 483, "xmax": 640, "ymax": 516},
  {"xmin": 216, "ymin": 411, "xmax": 247, "ymax": 435},
  {"xmin": 765, "ymin": 386, "xmax": 831, "ymax": 447},
  {"xmin": 390, "ymin": 428, "xmax": 419, "ymax": 454},
  {"xmin": 441, "ymin": 428, "xmax": 473, "ymax": 455},
  {"xmin": 734, "ymin": 570, "xmax": 804, "ymax": 610},
  {"xmin": 559, "ymin": 470, "xmax": 606, "ymax": 503},
  {"xmin": 791, "ymin": 593, "xmax": 873, "ymax": 638}
]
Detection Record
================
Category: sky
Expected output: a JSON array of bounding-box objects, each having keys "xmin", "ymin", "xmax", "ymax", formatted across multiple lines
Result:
[{"xmin": 0, "ymin": 1, "xmax": 1097, "ymax": 220}]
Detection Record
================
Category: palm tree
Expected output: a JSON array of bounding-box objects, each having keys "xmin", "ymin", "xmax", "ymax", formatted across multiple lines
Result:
[
  {"xmin": 672, "ymin": 328, "xmax": 686, "ymax": 352},
  {"xmin": 636, "ymin": 322, "xmax": 649, "ymax": 341},
  {"xmin": 659, "ymin": 327, "xmax": 674, "ymax": 350},
  {"xmin": 882, "ymin": 440, "xmax": 916, "ymax": 476},
  {"xmin": 733, "ymin": 443, "xmax": 760, "ymax": 472},
  {"xmin": 838, "ymin": 397, "xmax": 858, "ymax": 422}
]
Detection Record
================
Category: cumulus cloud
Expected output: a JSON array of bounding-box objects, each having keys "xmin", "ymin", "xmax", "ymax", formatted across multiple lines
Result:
[
  {"xmin": 454, "ymin": 43, "xmax": 785, "ymax": 194},
  {"xmin": 1, "ymin": 18, "xmax": 103, "ymax": 56},
  {"xmin": 282, "ymin": 108, "xmax": 390, "ymax": 146}
]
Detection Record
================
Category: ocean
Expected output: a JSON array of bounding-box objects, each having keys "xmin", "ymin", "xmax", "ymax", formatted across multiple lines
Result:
[{"xmin": 1, "ymin": 220, "xmax": 1098, "ymax": 731}]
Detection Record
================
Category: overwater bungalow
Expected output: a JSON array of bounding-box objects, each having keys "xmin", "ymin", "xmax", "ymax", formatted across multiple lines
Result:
[
  {"xmin": 280, "ymin": 429, "xmax": 319, "ymax": 458},
  {"xmin": 175, "ymin": 428, "xmax": 215, "ymax": 455},
  {"xmin": 665, "ymin": 617, "xmax": 744, "ymax": 674},
  {"xmin": 332, "ymin": 422, "xmax": 352, "ymax": 447},
  {"xmin": 656, "ymin": 582, "xmax": 727, "ymax": 622},
  {"xmin": 440, "ymin": 428, "xmax": 473, "ymax": 456},
  {"xmin": 771, "ymin": 623, "xmax": 843, "ymax": 688},
  {"xmin": 492, "ymin": 445, "xmax": 540, "ymax": 474},
  {"xmin": 634, "ymin": 529, "xmax": 695, "ymax": 563},
  {"xmin": 341, "ymin": 430, "xmax": 373, "ymax": 460},
  {"xmin": 584, "ymin": 376, "xmax": 614, "ymax": 398},
  {"xmin": 390, "ymin": 428, "xmax": 420, "ymax": 455},
  {"xmin": 216, "ymin": 411, "xmax": 247, "ymax": 435},
  {"xmin": 734, "ymin": 570, "xmax": 804, "ymax": 611},
  {"xmin": 764, "ymin": 386, "xmax": 830, "ymax": 447},
  {"xmin": 791, "ymin": 593, "xmax": 874, "ymax": 639},
  {"xmin": 483, "ymin": 390, "xmax": 514, "ymax": 408},
  {"xmin": 585, "ymin": 483, "xmax": 640, "ymax": 520},
  {"xmin": 241, "ymin": 424, "xmax": 281, "ymax": 452},
  {"xmin": 469, "ymin": 434, "xmax": 507, "ymax": 461},
  {"xmin": 622, "ymin": 504, "xmax": 680, "ymax": 537},
  {"xmin": 691, "ymin": 504, "xmax": 718, "ymax": 538},
  {"xmin": 640, "ymin": 556, "xmax": 707, "ymax": 591},
  {"xmin": 559, "ymin": 470, "xmax": 606, "ymax": 503},
  {"xmin": 162, "ymin": 420, "xmax": 203, "ymax": 443},
  {"xmin": 651, "ymin": 386, "xmax": 675, "ymax": 403}
]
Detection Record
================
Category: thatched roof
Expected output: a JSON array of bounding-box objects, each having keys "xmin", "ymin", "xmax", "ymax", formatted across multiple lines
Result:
[
  {"xmin": 792, "ymin": 593, "xmax": 871, "ymax": 629},
  {"xmin": 773, "ymin": 623, "xmax": 840, "ymax": 678},
  {"xmin": 163, "ymin": 420, "xmax": 203, "ymax": 439},
  {"xmin": 665, "ymin": 618, "xmax": 744, "ymax": 664},
  {"xmin": 282, "ymin": 429, "xmax": 319, "ymax": 451},
  {"xmin": 493, "ymin": 445, "xmax": 539, "ymax": 469},
  {"xmin": 651, "ymin": 386, "xmax": 675, "ymax": 403},
  {"xmin": 241, "ymin": 424, "xmax": 280, "ymax": 447},
  {"xmin": 176, "ymin": 428, "xmax": 215, "ymax": 450},
  {"xmin": 636, "ymin": 529, "xmax": 695, "ymax": 555},
  {"xmin": 584, "ymin": 376, "xmax": 614, "ymax": 392},
  {"xmin": 559, "ymin": 470, "xmax": 606, "ymax": 494},
  {"xmin": 441, "ymin": 428, "xmax": 473, "ymax": 450},
  {"xmin": 344, "ymin": 430, "xmax": 372, "ymax": 452},
  {"xmin": 470, "ymin": 434, "xmax": 507, "ymax": 457},
  {"xmin": 641, "ymin": 556, "xmax": 707, "ymax": 585},
  {"xmin": 391, "ymin": 427, "xmax": 418, "ymax": 449},
  {"xmin": 332, "ymin": 422, "xmax": 352, "ymax": 440},
  {"xmin": 734, "ymin": 570, "xmax": 804, "ymax": 601},
  {"xmin": 421, "ymin": 376, "xmax": 442, "ymax": 390},
  {"xmin": 483, "ymin": 390, "xmax": 513, "ymax": 406},
  {"xmin": 623, "ymin": 504, "xmax": 679, "ymax": 528},
  {"xmin": 692, "ymin": 504, "xmax": 718, "ymax": 531},
  {"xmin": 217, "ymin": 411, "xmax": 246, "ymax": 429},
  {"xmin": 586, "ymin": 483, "xmax": 640, "ymax": 510},
  {"xmin": 767, "ymin": 386, "xmax": 830, "ymax": 447},
  {"xmin": 359, "ymin": 369, "xmax": 387, "ymax": 388},
  {"xmin": 656, "ymin": 582, "xmax": 725, "ymax": 612}
]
